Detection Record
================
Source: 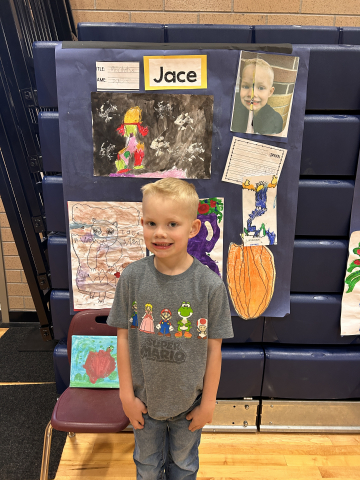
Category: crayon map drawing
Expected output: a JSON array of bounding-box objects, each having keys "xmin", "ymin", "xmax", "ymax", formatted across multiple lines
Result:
[
  {"xmin": 70, "ymin": 335, "xmax": 119, "ymax": 388},
  {"xmin": 242, "ymin": 174, "xmax": 278, "ymax": 246},
  {"xmin": 68, "ymin": 201, "xmax": 145, "ymax": 310},
  {"xmin": 340, "ymin": 231, "xmax": 360, "ymax": 335},
  {"xmin": 188, "ymin": 197, "xmax": 224, "ymax": 277},
  {"xmin": 227, "ymin": 242, "xmax": 276, "ymax": 320},
  {"xmin": 92, "ymin": 92, "xmax": 214, "ymax": 179}
]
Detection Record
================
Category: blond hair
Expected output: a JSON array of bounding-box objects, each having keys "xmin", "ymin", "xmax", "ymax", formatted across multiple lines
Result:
[
  {"xmin": 141, "ymin": 178, "xmax": 199, "ymax": 220},
  {"xmin": 242, "ymin": 58, "xmax": 275, "ymax": 86}
]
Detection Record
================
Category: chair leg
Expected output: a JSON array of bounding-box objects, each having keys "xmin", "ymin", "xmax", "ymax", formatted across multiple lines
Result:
[
  {"xmin": 68, "ymin": 432, "xmax": 75, "ymax": 438},
  {"xmin": 40, "ymin": 421, "xmax": 53, "ymax": 480}
]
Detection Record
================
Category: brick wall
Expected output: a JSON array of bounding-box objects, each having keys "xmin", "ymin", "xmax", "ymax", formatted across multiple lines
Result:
[
  {"xmin": 70, "ymin": 0, "xmax": 360, "ymax": 27},
  {"xmin": 0, "ymin": 198, "xmax": 35, "ymax": 311}
]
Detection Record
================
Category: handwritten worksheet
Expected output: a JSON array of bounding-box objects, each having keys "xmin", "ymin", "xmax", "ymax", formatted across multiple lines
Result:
[
  {"xmin": 222, "ymin": 137, "xmax": 287, "ymax": 186},
  {"xmin": 96, "ymin": 62, "xmax": 140, "ymax": 91}
]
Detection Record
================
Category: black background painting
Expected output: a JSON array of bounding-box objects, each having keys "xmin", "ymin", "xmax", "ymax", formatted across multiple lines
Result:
[{"xmin": 92, "ymin": 92, "xmax": 213, "ymax": 178}]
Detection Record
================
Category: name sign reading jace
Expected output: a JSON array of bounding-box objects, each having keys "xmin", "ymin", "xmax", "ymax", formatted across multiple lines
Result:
[{"xmin": 144, "ymin": 55, "xmax": 207, "ymax": 90}]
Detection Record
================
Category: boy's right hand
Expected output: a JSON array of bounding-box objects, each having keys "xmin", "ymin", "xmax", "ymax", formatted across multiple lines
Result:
[{"xmin": 120, "ymin": 395, "xmax": 148, "ymax": 429}]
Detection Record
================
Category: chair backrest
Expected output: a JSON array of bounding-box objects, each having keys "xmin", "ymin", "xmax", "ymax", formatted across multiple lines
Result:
[{"xmin": 67, "ymin": 309, "xmax": 116, "ymax": 363}]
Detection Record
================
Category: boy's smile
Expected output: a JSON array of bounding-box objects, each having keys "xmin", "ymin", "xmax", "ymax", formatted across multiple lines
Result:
[
  {"xmin": 240, "ymin": 64, "xmax": 275, "ymax": 113},
  {"xmin": 141, "ymin": 194, "xmax": 201, "ymax": 272}
]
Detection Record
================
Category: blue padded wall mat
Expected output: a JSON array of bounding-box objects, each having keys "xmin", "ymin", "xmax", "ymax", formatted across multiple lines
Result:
[
  {"xmin": 290, "ymin": 240, "xmax": 348, "ymax": 293},
  {"xmin": 301, "ymin": 115, "xmax": 360, "ymax": 177},
  {"xmin": 165, "ymin": 24, "xmax": 252, "ymax": 43},
  {"xmin": 42, "ymin": 176, "xmax": 353, "ymax": 237},
  {"xmin": 264, "ymin": 294, "xmax": 360, "ymax": 345},
  {"xmin": 53, "ymin": 340, "xmax": 70, "ymax": 394},
  {"xmin": 253, "ymin": 26, "xmax": 340, "ymax": 45},
  {"xmin": 340, "ymin": 27, "xmax": 360, "ymax": 45},
  {"xmin": 33, "ymin": 41, "xmax": 60, "ymax": 108},
  {"xmin": 262, "ymin": 345, "xmax": 360, "ymax": 399},
  {"xmin": 78, "ymin": 22, "xmax": 165, "ymax": 42},
  {"xmin": 295, "ymin": 180, "xmax": 354, "ymax": 237},
  {"xmin": 223, "ymin": 317, "xmax": 264, "ymax": 344},
  {"xmin": 48, "ymin": 235, "xmax": 68, "ymax": 289},
  {"xmin": 306, "ymin": 45, "xmax": 360, "ymax": 110},
  {"xmin": 38, "ymin": 112, "xmax": 61, "ymax": 172},
  {"xmin": 50, "ymin": 290, "xmax": 73, "ymax": 340},
  {"xmin": 218, "ymin": 345, "xmax": 264, "ymax": 398},
  {"xmin": 42, "ymin": 176, "xmax": 65, "ymax": 232},
  {"xmin": 36, "ymin": 115, "xmax": 360, "ymax": 177}
]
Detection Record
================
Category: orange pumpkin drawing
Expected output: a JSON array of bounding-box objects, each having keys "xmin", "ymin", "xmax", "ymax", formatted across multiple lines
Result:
[{"xmin": 227, "ymin": 242, "xmax": 276, "ymax": 320}]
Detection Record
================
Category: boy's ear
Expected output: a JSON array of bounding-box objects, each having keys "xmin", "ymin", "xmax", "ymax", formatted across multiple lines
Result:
[
  {"xmin": 269, "ymin": 86, "xmax": 275, "ymax": 97},
  {"xmin": 189, "ymin": 219, "xmax": 201, "ymax": 238},
  {"xmin": 141, "ymin": 217, "xmax": 144, "ymax": 226}
]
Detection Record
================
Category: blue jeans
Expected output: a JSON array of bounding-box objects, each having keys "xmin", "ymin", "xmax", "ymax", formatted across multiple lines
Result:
[{"xmin": 133, "ymin": 395, "xmax": 202, "ymax": 480}]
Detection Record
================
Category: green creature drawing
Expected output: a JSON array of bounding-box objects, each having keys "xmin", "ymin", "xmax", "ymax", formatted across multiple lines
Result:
[
  {"xmin": 345, "ymin": 242, "xmax": 360, "ymax": 293},
  {"xmin": 176, "ymin": 301, "xmax": 193, "ymax": 338}
]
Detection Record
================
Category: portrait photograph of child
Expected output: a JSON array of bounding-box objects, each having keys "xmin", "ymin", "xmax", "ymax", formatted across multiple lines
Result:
[{"xmin": 231, "ymin": 51, "xmax": 299, "ymax": 138}]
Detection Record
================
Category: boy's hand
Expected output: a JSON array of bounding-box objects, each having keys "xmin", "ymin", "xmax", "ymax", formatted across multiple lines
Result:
[
  {"xmin": 186, "ymin": 403, "xmax": 215, "ymax": 432},
  {"xmin": 120, "ymin": 395, "xmax": 148, "ymax": 430}
]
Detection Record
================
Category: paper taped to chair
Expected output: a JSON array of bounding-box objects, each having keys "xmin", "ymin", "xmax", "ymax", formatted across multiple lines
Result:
[
  {"xmin": 340, "ymin": 231, "xmax": 360, "ymax": 335},
  {"xmin": 70, "ymin": 335, "xmax": 119, "ymax": 388},
  {"xmin": 68, "ymin": 201, "xmax": 145, "ymax": 310}
]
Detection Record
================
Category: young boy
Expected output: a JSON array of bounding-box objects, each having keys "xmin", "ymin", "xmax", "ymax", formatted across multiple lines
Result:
[
  {"xmin": 107, "ymin": 178, "xmax": 233, "ymax": 479},
  {"xmin": 231, "ymin": 58, "xmax": 283, "ymax": 135}
]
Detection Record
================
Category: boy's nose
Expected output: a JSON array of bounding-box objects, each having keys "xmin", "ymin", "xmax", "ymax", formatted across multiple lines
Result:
[{"xmin": 154, "ymin": 226, "xmax": 167, "ymax": 237}]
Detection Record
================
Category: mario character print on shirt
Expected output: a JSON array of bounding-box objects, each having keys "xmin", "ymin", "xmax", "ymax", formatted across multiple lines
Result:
[
  {"xmin": 139, "ymin": 303, "xmax": 155, "ymax": 334},
  {"xmin": 156, "ymin": 308, "xmax": 174, "ymax": 337},
  {"xmin": 197, "ymin": 318, "xmax": 208, "ymax": 339},
  {"xmin": 176, "ymin": 301, "xmax": 193, "ymax": 338},
  {"xmin": 129, "ymin": 300, "xmax": 138, "ymax": 328}
]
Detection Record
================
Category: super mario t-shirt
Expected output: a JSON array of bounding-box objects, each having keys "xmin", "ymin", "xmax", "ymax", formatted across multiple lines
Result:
[{"xmin": 107, "ymin": 255, "xmax": 233, "ymax": 420}]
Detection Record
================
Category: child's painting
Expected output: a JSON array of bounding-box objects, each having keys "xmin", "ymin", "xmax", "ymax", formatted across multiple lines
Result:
[
  {"xmin": 340, "ymin": 231, "xmax": 360, "ymax": 335},
  {"xmin": 92, "ymin": 92, "xmax": 214, "ymax": 179},
  {"xmin": 227, "ymin": 242, "xmax": 276, "ymax": 320},
  {"xmin": 188, "ymin": 197, "xmax": 224, "ymax": 277},
  {"xmin": 242, "ymin": 175, "xmax": 278, "ymax": 246},
  {"xmin": 68, "ymin": 201, "xmax": 145, "ymax": 310},
  {"xmin": 231, "ymin": 51, "xmax": 299, "ymax": 138},
  {"xmin": 70, "ymin": 335, "xmax": 119, "ymax": 388}
]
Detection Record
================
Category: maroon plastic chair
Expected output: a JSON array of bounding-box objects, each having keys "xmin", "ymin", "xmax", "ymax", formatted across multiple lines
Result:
[{"xmin": 40, "ymin": 309, "xmax": 129, "ymax": 480}]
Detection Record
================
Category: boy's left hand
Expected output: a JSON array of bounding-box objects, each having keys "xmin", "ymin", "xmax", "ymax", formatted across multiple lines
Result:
[{"xmin": 186, "ymin": 404, "xmax": 215, "ymax": 432}]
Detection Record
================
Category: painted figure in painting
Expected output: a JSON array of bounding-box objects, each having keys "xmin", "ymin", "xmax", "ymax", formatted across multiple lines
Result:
[
  {"xmin": 188, "ymin": 198, "xmax": 223, "ymax": 276},
  {"xmin": 116, "ymin": 106, "xmax": 149, "ymax": 174},
  {"xmin": 243, "ymin": 176, "xmax": 277, "ymax": 245},
  {"xmin": 139, "ymin": 303, "xmax": 155, "ymax": 334}
]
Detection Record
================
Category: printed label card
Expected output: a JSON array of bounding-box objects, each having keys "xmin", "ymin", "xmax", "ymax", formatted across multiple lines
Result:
[
  {"xmin": 70, "ymin": 335, "xmax": 119, "ymax": 388},
  {"xmin": 340, "ymin": 231, "xmax": 360, "ymax": 335},
  {"xmin": 68, "ymin": 201, "xmax": 145, "ymax": 310},
  {"xmin": 242, "ymin": 175, "xmax": 277, "ymax": 246},
  {"xmin": 96, "ymin": 62, "xmax": 140, "ymax": 91},
  {"xmin": 144, "ymin": 55, "xmax": 207, "ymax": 90},
  {"xmin": 222, "ymin": 137, "xmax": 287, "ymax": 186}
]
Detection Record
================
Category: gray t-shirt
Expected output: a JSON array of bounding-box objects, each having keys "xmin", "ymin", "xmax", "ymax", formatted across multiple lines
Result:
[{"xmin": 107, "ymin": 255, "xmax": 234, "ymax": 420}]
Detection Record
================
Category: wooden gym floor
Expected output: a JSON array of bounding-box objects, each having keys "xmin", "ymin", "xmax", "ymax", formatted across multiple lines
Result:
[{"xmin": 2, "ymin": 328, "xmax": 360, "ymax": 479}]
